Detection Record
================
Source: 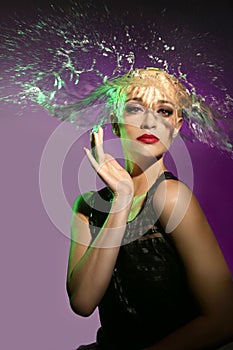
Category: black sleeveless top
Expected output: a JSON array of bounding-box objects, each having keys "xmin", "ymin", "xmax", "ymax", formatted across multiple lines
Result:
[{"xmin": 82, "ymin": 171, "xmax": 201, "ymax": 350}]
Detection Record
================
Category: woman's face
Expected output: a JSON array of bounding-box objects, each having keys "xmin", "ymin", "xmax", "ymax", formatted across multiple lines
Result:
[{"xmin": 115, "ymin": 73, "xmax": 183, "ymax": 163}]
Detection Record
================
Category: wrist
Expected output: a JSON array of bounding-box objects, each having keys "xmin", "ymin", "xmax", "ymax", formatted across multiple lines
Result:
[{"xmin": 111, "ymin": 194, "xmax": 133, "ymax": 213}]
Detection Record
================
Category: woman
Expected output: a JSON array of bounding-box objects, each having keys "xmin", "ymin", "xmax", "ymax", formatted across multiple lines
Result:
[{"xmin": 66, "ymin": 68, "xmax": 233, "ymax": 349}]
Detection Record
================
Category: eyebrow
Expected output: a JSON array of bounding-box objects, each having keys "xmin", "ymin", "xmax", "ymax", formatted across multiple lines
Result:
[
  {"xmin": 126, "ymin": 97, "xmax": 175, "ymax": 106},
  {"xmin": 158, "ymin": 99, "xmax": 175, "ymax": 107},
  {"xmin": 125, "ymin": 97, "xmax": 142, "ymax": 102}
]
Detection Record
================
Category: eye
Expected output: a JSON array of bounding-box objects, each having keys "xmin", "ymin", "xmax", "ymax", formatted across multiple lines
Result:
[
  {"xmin": 125, "ymin": 104, "xmax": 144, "ymax": 114},
  {"xmin": 157, "ymin": 108, "xmax": 173, "ymax": 117}
]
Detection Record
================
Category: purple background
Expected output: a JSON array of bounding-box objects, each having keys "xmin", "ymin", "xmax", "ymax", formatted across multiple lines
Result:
[{"xmin": 1, "ymin": 1, "xmax": 233, "ymax": 349}]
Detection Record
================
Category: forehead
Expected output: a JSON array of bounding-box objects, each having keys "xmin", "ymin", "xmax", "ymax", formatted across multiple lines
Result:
[{"xmin": 126, "ymin": 86, "xmax": 175, "ymax": 108}]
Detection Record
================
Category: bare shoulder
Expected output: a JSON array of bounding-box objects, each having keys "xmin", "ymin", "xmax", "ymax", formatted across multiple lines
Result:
[
  {"xmin": 153, "ymin": 177, "xmax": 193, "ymax": 204},
  {"xmin": 152, "ymin": 178, "xmax": 198, "ymax": 233},
  {"xmin": 153, "ymin": 178, "xmax": 233, "ymax": 323}
]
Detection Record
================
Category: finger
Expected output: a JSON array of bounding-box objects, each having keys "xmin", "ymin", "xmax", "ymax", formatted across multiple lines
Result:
[
  {"xmin": 83, "ymin": 147, "xmax": 100, "ymax": 173},
  {"xmin": 98, "ymin": 125, "xmax": 104, "ymax": 141},
  {"xmin": 104, "ymin": 154, "xmax": 123, "ymax": 170},
  {"xmin": 90, "ymin": 132, "xmax": 98, "ymax": 160},
  {"xmin": 97, "ymin": 126, "xmax": 105, "ymax": 163},
  {"xmin": 93, "ymin": 127, "xmax": 105, "ymax": 164},
  {"xmin": 90, "ymin": 132, "xmax": 95, "ymax": 150}
]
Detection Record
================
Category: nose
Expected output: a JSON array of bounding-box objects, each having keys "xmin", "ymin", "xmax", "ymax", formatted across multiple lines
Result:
[{"xmin": 140, "ymin": 109, "xmax": 157, "ymax": 129}]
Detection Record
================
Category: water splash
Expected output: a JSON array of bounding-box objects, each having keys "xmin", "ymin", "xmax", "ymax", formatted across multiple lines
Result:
[{"xmin": 0, "ymin": 1, "xmax": 232, "ymax": 157}]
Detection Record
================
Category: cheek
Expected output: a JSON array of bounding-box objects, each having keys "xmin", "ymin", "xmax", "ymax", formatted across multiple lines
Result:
[
  {"xmin": 123, "ymin": 114, "xmax": 140, "ymax": 127},
  {"xmin": 120, "ymin": 115, "xmax": 140, "ymax": 134},
  {"xmin": 158, "ymin": 117, "xmax": 175, "ymax": 133},
  {"xmin": 124, "ymin": 126, "xmax": 138, "ymax": 138},
  {"xmin": 156, "ymin": 122, "xmax": 174, "ymax": 146},
  {"xmin": 118, "ymin": 123, "xmax": 136, "ymax": 138}
]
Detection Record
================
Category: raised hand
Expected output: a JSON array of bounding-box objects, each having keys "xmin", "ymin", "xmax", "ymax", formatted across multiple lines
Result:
[{"xmin": 84, "ymin": 126, "xmax": 134, "ymax": 201}]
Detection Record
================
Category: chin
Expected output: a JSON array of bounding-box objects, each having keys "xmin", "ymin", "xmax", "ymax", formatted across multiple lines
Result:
[
  {"xmin": 127, "ymin": 150, "xmax": 164, "ymax": 170},
  {"xmin": 123, "ymin": 140, "xmax": 167, "ymax": 163}
]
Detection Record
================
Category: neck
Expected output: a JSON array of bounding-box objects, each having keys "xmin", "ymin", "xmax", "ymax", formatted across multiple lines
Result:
[{"xmin": 126, "ymin": 157, "xmax": 167, "ymax": 196}]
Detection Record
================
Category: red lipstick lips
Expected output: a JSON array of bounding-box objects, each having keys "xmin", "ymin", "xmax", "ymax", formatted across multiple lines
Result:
[{"xmin": 136, "ymin": 134, "xmax": 160, "ymax": 144}]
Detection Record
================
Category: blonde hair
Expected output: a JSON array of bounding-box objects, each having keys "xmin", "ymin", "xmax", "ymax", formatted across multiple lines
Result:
[
  {"xmin": 124, "ymin": 68, "xmax": 191, "ymax": 110},
  {"xmin": 55, "ymin": 67, "xmax": 232, "ymax": 155}
]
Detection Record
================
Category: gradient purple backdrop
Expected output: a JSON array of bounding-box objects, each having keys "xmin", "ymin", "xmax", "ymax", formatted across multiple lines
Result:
[{"xmin": 1, "ymin": 1, "xmax": 233, "ymax": 349}]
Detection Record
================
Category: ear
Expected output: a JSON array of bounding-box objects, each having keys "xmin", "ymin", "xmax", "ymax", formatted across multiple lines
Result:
[
  {"xmin": 173, "ymin": 128, "xmax": 179, "ymax": 138},
  {"xmin": 110, "ymin": 113, "xmax": 121, "ymax": 137},
  {"xmin": 173, "ymin": 114, "xmax": 183, "ymax": 138}
]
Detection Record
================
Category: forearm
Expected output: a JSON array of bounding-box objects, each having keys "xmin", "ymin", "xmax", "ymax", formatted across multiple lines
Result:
[
  {"xmin": 145, "ymin": 314, "xmax": 233, "ymax": 350},
  {"xmin": 68, "ymin": 196, "xmax": 132, "ymax": 316}
]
